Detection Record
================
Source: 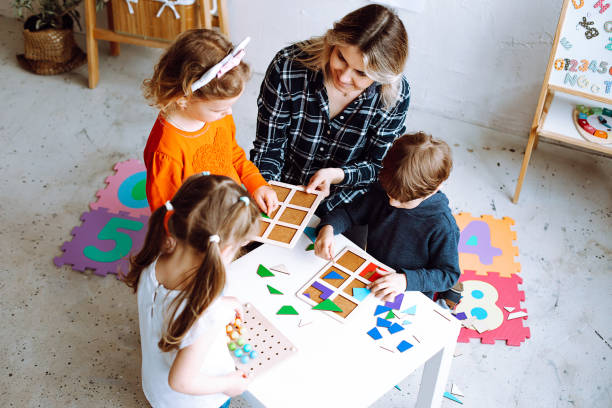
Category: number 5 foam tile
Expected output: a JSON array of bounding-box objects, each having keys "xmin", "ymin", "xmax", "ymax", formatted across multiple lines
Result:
[
  {"xmin": 455, "ymin": 269, "xmax": 530, "ymax": 346},
  {"xmin": 54, "ymin": 208, "xmax": 150, "ymax": 278},
  {"xmin": 90, "ymin": 159, "xmax": 151, "ymax": 218},
  {"xmin": 454, "ymin": 213, "xmax": 520, "ymax": 278}
]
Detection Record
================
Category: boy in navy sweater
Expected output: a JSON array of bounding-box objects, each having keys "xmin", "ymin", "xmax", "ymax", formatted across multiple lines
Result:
[{"xmin": 315, "ymin": 132, "xmax": 461, "ymax": 303}]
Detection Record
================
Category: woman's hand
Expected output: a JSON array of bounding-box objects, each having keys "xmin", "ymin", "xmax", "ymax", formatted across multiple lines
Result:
[
  {"xmin": 252, "ymin": 185, "xmax": 280, "ymax": 216},
  {"xmin": 305, "ymin": 168, "xmax": 345, "ymax": 198},
  {"xmin": 367, "ymin": 269, "xmax": 407, "ymax": 301},
  {"xmin": 223, "ymin": 370, "xmax": 251, "ymax": 397},
  {"xmin": 314, "ymin": 225, "xmax": 335, "ymax": 260}
]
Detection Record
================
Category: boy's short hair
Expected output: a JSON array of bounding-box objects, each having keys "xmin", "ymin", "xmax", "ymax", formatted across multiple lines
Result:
[{"xmin": 379, "ymin": 132, "xmax": 452, "ymax": 202}]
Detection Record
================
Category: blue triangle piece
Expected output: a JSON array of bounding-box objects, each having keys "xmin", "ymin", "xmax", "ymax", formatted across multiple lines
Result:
[
  {"xmin": 443, "ymin": 392, "xmax": 463, "ymax": 404},
  {"xmin": 375, "ymin": 305, "xmax": 392, "ymax": 316},
  {"xmin": 388, "ymin": 322, "xmax": 404, "ymax": 334},
  {"xmin": 401, "ymin": 305, "xmax": 416, "ymax": 315},
  {"xmin": 323, "ymin": 270, "xmax": 344, "ymax": 280},
  {"xmin": 303, "ymin": 226, "xmax": 317, "ymax": 243},
  {"xmin": 367, "ymin": 327, "xmax": 382, "ymax": 340},
  {"xmin": 352, "ymin": 287, "xmax": 370, "ymax": 302},
  {"xmin": 466, "ymin": 235, "xmax": 478, "ymax": 246},
  {"xmin": 376, "ymin": 317, "xmax": 392, "ymax": 328}
]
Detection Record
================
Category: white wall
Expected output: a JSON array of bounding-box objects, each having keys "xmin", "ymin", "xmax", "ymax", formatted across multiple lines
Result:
[{"xmin": 1, "ymin": 0, "xmax": 562, "ymax": 138}]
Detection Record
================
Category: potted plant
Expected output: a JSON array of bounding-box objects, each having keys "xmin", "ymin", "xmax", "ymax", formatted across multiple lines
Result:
[{"xmin": 12, "ymin": 0, "xmax": 89, "ymax": 75}]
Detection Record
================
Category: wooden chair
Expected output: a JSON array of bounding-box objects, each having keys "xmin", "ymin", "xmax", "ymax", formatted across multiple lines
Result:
[{"xmin": 84, "ymin": 0, "xmax": 229, "ymax": 88}]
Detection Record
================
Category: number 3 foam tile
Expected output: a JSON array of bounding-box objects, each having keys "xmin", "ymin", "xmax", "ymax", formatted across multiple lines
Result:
[
  {"xmin": 54, "ymin": 208, "xmax": 150, "ymax": 278},
  {"xmin": 90, "ymin": 159, "xmax": 151, "ymax": 218},
  {"xmin": 454, "ymin": 213, "xmax": 520, "ymax": 278},
  {"xmin": 455, "ymin": 269, "xmax": 530, "ymax": 346}
]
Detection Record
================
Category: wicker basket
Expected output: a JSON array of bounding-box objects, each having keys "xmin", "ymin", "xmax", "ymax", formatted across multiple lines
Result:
[{"xmin": 23, "ymin": 28, "xmax": 76, "ymax": 63}]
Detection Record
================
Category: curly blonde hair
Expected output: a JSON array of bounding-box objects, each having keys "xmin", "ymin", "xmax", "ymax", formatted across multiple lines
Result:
[{"xmin": 143, "ymin": 29, "xmax": 250, "ymax": 114}]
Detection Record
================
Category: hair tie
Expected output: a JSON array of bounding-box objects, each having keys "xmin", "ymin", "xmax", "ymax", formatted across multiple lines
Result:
[
  {"xmin": 164, "ymin": 201, "xmax": 174, "ymax": 211},
  {"xmin": 238, "ymin": 196, "xmax": 249, "ymax": 206},
  {"xmin": 190, "ymin": 37, "xmax": 251, "ymax": 93},
  {"xmin": 209, "ymin": 234, "xmax": 221, "ymax": 243},
  {"xmin": 163, "ymin": 201, "xmax": 174, "ymax": 235},
  {"xmin": 201, "ymin": 171, "xmax": 210, "ymax": 176}
]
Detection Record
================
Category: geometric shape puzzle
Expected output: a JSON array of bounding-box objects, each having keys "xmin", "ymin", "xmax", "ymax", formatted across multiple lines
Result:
[
  {"xmin": 267, "ymin": 284, "xmax": 283, "ymax": 295},
  {"xmin": 384, "ymin": 293, "xmax": 404, "ymax": 310},
  {"xmin": 454, "ymin": 213, "xmax": 521, "ymax": 278},
  {"xmin": 254, "ymin": 181, "xmax": 324, "ymax": 248},
  {"xmin": 312, "ymin": 298, "xmax": 343, "ymax": 312},
  {"xmin": 443, "ymin": 391, "xmax": 463, "ymax": 404},
  {"xmin": 377, "ymin": 317, "xmax": 392, "ymax": 328},
  {"xmin": 396, "ymin": 340, "xmax": 413, "ymax": 352},
  {"xmin": 456, "ymin": 270, "xmax": 530, "ymax": 346},
  {"xmin": 375, "ymin": 305, "xmax": 392, "ymax": 316},
  {"xmin": 388, "ymin": 322, "xmax": 404, "ymax": 334},
  {"xmin": 401, "ymin": 305, "xmax": 417, "ymax": 315},
  {"xmin": 367, "ymin": 327, "xmax": 383, "ymax": 340},
  {"xmin": 54, "ymin": 208, "xmax": 149, "ymax": 278},
  {"xmin": 257, "ymin": 264, "xmax": 275, "ymax": 277},
  {"xmin": 296, "ymin": 246, "xmax": 395, "ymax": 323},
  {"xmin": 277, "ymin": 305, "xmax": 299, "ymax": 315},
  {"xmin": 90, "ymin": 159, "xmax": 151, "ymax": 217}
]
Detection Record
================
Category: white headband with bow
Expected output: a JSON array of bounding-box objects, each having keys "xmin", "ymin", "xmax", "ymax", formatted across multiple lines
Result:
[{"xmin": 190, "ymin": 37, "xmax": 251, "ymax": 93}]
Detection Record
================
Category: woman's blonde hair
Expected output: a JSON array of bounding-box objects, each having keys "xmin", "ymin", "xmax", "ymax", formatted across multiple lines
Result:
[
  {"xmin": 124, "ymin": 174, "xmax": 259, "ymax": 352},
  {"xmin": 143, "ymin": 29, "xmax": 250, "ymax": 114},
  {"xmin": 296, "ymin": 4, "xmax": 408, "ymax": 109}
]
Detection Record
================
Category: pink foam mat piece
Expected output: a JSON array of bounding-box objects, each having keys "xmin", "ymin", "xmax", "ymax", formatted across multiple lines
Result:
[
  {"xmin": 90, "ymin": 159, "xmax": 151, "ymax": 217},
  {"xmin": 456, "ymin": 269, "xmax": 530, "ymax": 346},
  {"xmin": 54, "ymin": 208, "xmax": 150, "ymax": 278}
]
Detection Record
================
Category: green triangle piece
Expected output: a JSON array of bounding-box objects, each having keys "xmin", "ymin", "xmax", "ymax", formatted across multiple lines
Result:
[
  {"xmin": 305, "ymin": 243, "xmax": 315, "ymax": 251},
  {"xmin": 385, "ymin": 311, "xmax": 396, "ymax": 319},
  {"xmin": 261, "ymin": 212, "xmax": 270, "ymax": 219},
  {"xmin": 277, "ymin": 305, "xmax": 299, "ymax": 315},
  {"xmin": 313, "ymin": 298, "xmax": 343, "ymax": 312},
  {"xmin": 267, "ymin": 284, "xmax": 283, "ymax": 295},
  {"xmin": 257, "ymin": 264, "xmax": 275, "ymax": 277}
]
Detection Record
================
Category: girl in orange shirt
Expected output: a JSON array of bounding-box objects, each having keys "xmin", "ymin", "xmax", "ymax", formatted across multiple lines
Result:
[{"xmin": 142, "ymin": 29, "xmax": 279, "ymax": 214}]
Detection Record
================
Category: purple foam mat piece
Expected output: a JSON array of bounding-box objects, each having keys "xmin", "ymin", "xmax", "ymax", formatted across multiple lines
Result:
[
  {"xmin": 458, "ymin": 220, "xmax": 502, "ymax": 265},
  {"xmin": 54, "ymin": 208, "xmax": 149, "ymax": 277},
  {"xmin": 384, "ymin": 293, "xmax": 404, "ymax": 310},
  {"xmin": 312, "ymin": 281, "xmax": 334, "ymax": 300}
]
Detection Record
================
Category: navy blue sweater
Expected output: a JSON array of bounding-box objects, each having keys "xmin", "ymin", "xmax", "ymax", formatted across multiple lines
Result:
[{"xmin": 318, "ymin": 184, "xmax": 461, "ymax": 299}]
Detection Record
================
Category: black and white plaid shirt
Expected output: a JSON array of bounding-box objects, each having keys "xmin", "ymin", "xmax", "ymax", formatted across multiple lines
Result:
[{"xmin": 250, "ymin": 45, "xmax": 410, "ymax": 214}]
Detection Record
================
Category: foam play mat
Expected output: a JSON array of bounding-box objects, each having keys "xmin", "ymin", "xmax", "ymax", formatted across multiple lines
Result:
[{"xmin": 453, "ymin": 213, "xmax": 530, "ymax": 346}]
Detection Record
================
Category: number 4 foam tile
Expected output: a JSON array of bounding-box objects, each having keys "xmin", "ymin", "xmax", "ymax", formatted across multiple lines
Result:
[
  {"xmin": 54, "ymin": 208, "xmax": 149, "ymax": 278},
  {"xmin": 90, "ymin": 159, "xmax": 151, "ymax": 218},
  {"xmin": 454, "ymin": 213, "xmax": 520, "ymax": 278}
]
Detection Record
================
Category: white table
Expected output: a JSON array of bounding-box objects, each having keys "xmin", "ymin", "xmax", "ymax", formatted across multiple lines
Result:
[{"xmin": 225, "ymin": 221, "xmax": 461, "ymax": 408}]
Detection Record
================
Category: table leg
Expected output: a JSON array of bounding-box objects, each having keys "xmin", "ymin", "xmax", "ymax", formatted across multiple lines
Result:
[{"xmin": 415, "ymin": 339, "xmax": 457, "ymax": 408}]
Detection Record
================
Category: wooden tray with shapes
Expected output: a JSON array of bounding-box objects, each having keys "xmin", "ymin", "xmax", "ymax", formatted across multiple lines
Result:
[
  {"xmin": 254, "ymin": 181, "xmax": 324, "ymax": 248},
  {"xmin": 296, "ymin": 246, "xmax": 395, "ymax": 323},
  {"xmin": 228, "ymin": 303, "xmax": 298, "ymax": 377}
]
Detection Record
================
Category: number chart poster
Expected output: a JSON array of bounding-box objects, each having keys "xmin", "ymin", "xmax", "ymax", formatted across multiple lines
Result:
[{"xmin": 551, "ymin": 0, "xmax": 612, "ymax": 99}]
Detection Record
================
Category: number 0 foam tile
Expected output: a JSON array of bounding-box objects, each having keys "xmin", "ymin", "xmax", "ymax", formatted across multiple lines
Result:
[
  {"xmin": 54, "ymin": 208, "xmax": 150, "ymax": 278},
  {"xmin": 454, "ymin": 213, "xmax": 520, "ymax": 278},
  {"xmin": 90, "ymin": 159, "xmax": 151, "ymax": 217},
  {"xmin": 455, "ymin": 270, "xmax": 530, "ymax": 346}
]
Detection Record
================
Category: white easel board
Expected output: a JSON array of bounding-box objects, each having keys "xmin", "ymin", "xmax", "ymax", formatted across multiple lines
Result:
[{"xmin": 549, "ymin": 1, "xmax": 612, "ymax": 101}]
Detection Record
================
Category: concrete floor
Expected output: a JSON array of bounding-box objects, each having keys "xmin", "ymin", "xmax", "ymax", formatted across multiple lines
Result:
[{"xmin": 1, "ymin": 15, "xmax": 611, "ymax": 408}]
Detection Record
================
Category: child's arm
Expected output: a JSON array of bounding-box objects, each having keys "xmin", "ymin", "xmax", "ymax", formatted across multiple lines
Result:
[
  {"xmin": 168, "ymin": 333, "xmax": 250, "ymax": 396},
  {"xmin": 146, "ymin": 152, "xmax": 184, "ymax": 212},
  {"xmin": 228, "ymin": 117, "xmax": 279, "ymax": 215},
  {"xmin": 369, "ymin": 226, "xmax": 461, "ymax": 299}
]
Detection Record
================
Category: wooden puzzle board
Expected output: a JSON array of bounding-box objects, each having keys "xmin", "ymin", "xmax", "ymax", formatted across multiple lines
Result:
[
  {"xmin": 296, "ymin": 246, "xmax": 395, "ymax": 323},
  {"xmin": 254, "ymin": 181, "xmax": 324, "ymax": 248},
  {"xmin": 228, "ymin": 303, "xmax": 297, "ymax": 377}
]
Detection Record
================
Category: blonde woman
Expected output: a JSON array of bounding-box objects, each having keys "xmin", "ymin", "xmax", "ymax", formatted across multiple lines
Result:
[{"xmin": 250, "ymin": 4, "xmax": 410, "ymax": 246}]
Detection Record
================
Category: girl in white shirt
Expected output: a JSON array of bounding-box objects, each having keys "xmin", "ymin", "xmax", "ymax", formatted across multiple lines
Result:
[{"xmin": 124, "ymin": 173, "xmax": 259, "ymax": 408}]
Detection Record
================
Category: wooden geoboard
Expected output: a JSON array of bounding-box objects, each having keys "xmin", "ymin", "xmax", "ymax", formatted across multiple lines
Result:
[
  {"xmin": 296, "ymin": 246, "xmax": 395, "ymax": 323},
  {"xmin": 228, "ymin": 303, "xmax": 297, "ymax": 377},
  {"xmin": 254, "ymin": 181, "xmax": 324, "ymax": 248}
]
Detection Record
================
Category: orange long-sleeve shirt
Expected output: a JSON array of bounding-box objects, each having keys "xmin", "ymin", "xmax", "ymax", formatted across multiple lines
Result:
[{"xmin": 144, "ymin": 114, "xmax": 268, "ymax": 212}]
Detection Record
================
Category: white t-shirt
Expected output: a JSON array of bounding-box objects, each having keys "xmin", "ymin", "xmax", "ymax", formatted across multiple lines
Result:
[{"xmin": 137, "ymin": 260, "xmax": 236, "ymax": 408}]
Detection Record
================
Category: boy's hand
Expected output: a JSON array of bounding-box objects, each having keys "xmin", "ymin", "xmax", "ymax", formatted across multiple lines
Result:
[
  {"xmin": 314, "ymin": 225, "xmax": 334, "ymax": 260},
  {"xmin": 253, "ymin": 186, "xmax": 279, "ymax": 216},
  {"xmin": 223, "ymin": 370, "xmax": 251, "ymax": 397},
  {"xmin": 305, "ymin": 168, "xmax": 344, "ymax": 198},
  {"xmin": 368, "ymin": 269, "xmax": 407, "ymax": 301}
]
